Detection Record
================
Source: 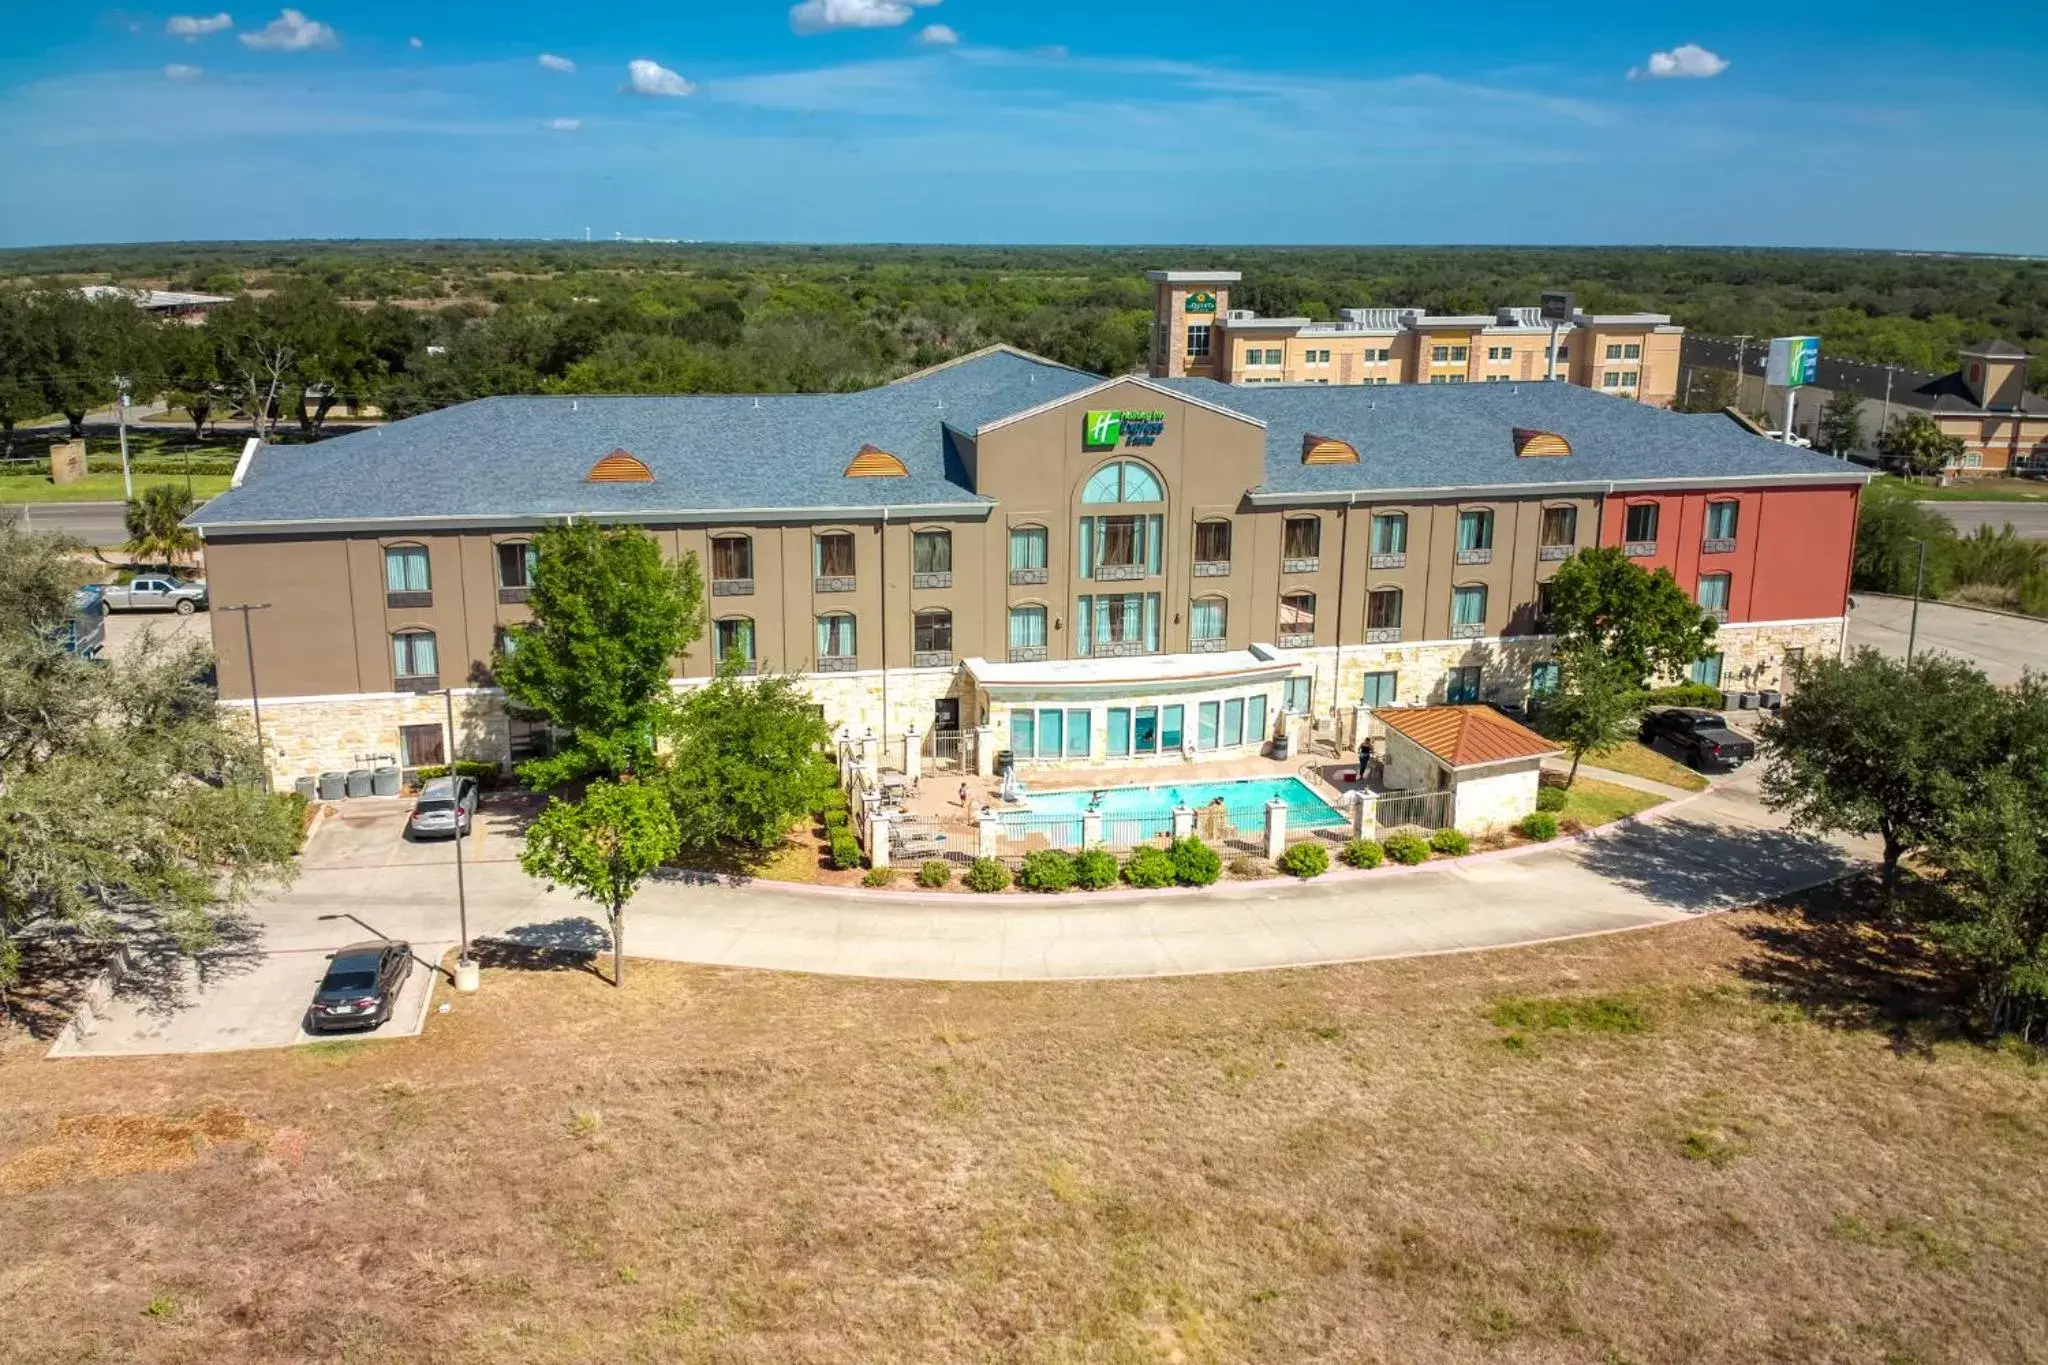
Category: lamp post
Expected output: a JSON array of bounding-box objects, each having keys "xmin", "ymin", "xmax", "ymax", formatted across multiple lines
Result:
[
  {"xmin": 1906, "ymin": 539, "xmax": 1927, "ymax": 665},
  {"xmin": 444, "ymin": 686, "xmax": 479, "ymax": 992},
  {"xmin": 218, "ymin": 602, "xmax": 272, "ymax": 790}
]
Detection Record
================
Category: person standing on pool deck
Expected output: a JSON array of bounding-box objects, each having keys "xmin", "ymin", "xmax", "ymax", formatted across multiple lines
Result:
[{"xmin": 958, "ymin": 781, "xmax": 971, "ymax": 810}]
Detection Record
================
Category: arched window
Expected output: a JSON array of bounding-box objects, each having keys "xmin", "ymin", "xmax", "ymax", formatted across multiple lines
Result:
[
  {"xmin": 815, "ymin": 613, "xmax": 857, "ymax": 670},
  {"xmin": 1282, "ymin": 516, "xmax": 1321, "ymax": 569},
  {"xmin": 1008, "ymin": 526, "xmax": 1049, "ymax": 584},
  {"xmin": 391, "ymin": 629, "xmax": 439, "ymax": 691},
  {"xmin": 1194, "ymin": 519, "xmax": 1232, "ymax": 572},
  {"xmin": 711, "ymin": 535, "xmax": 754, "ymax": 595},
  {"xmin": 1456, "ymin": 507, "xmax": 1495, "ymax": 561},
  {"xmin": 1697, "ymin": 573, "xmax": 1732, "ymax": 618},
  {"xmin": 714, "ymin": 617, "xmax": 755, "ymax": 670},
  {"xmin": 1007, "ymin": 605, "xmax": 1048, "ymax": 662},
  {"xmin": 912, "ymin": 528, "xmax": 953, "ymax": 588},
  {"xmin": 384, "ymin": 543, "xmax": 431, "ymax": 607},
  {"xmin": 1081, "ymin": 460, "xmax": 1164, "ymax": 504},
  {"xmin": 814, "ymin": 531, "xmax": 856, "ymax": 590},
  {"xmin": 913, "ymin": 608, "xmax": 953, "ymax": 666},
  {"xmin": 1278, "ymin": 591, "xmax": 1316, "ymax": 646},
  {"xmin": 1451, "ymin": 583, "xmax": 1489, "ymax": 638},
  {"xmin": 1190, "ymin": 595, "xmax": 1228, "ymax": 650},
  {"xmin": 1366, "ymin": 587, "xmax": 1403, "ymax": 639},
  {"xmin": 1623, "ymin": 502, "xmax": 1660, "ymax": 549},
  {"xmin": 495, "ymin": 541, "xmax": 537, "ymax": 600},
  {"xmin": 1369, "ymin": 511, "xmax": 1407, "ymax": 563}
]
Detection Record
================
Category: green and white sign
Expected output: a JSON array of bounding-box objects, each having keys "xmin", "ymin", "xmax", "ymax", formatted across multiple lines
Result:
[
  {"xmin": 1766, "ymin": 335, "xmax": 1820, "ymax": 388},
  {"xmin": 1184, "ymin": 290, "xmax": 1217, "ymax": 314},
  {"xmin": 1083, "ymin": 409, "xmax": 1166, "ymax": 448}
]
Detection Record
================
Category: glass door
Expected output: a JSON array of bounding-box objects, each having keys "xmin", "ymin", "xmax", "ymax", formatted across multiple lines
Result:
[{"xmin": 1133, "ymin": 706, "xmax": 1158, "ymax": 755}]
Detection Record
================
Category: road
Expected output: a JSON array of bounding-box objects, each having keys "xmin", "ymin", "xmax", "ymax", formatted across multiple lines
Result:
[
  {"xmin": 1919, "ymin": 500, "xmax": 2048, "ymax": 538},
  {"xmin": 1846, "ymin": 593, "xmax": 2048, "ymax": 685},
  {"xmin": 0, "ymin": 501, "xmax": 133, "ymax": 544}
]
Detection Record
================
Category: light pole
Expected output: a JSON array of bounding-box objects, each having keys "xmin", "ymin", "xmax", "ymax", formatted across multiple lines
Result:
[
  {"xmin": 444, "ymin": 686, "xmax": 479, "ymax": 992},
  {"xmin": 1880, "ymin": 364, "xmax": 1899, "ymax": 436},
  {"xmin": 1732, "ymin": 335, "xmax": 1754, "ymax": 413},
  {"xmin": 218, "ymin": 603, "xmax": 272, "ymax": 790},
  {"xmin": 115, "ymin": 377, "xmax": 133, "ymax": 502},
  {"xmin": 1906, "ymin": 539, "xmax": 1927, "ymax": 664}
]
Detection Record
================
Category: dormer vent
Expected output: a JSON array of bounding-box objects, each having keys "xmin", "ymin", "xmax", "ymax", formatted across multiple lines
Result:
[
  {"xmin": 1512, "ymin": 428, "xmax": 1572, "ymax": 459},
  {"xmin": 586, "ymin": 449, "xmax": 654, "ymax": 482},
  {"xmin": 844, "ymin": 443, "xmax": 908, "ymax": 478}
]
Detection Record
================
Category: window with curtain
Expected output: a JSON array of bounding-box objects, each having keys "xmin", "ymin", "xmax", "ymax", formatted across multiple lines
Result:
[
  {"xmin": 384, "ymin": 544, "xmax": 430, "ymax": 593},
  {"xmin": 1075, "ymin": 593, "xmax": 1159, "ymax": 655},
  {"xmin": 814, "ymin": 532, "xmax": 856, "ymax": 577},
  {"xmin": 1539, "ymin": 505, "xmax": 1576, "ymax": 547},
  {"xmin": 1194, "ymin": 519, "xmax": 1232, "ymax": 564},
  {"xmin": 496, "ymin": 541, "xmax": 537, "ymax": 588},
  {"xmin": 912, "ymin": 529, "xmax": 952, "ymax": 575},
  {"xmin": 816, "ymin": 613, "xmax": 856, "ymax": 659},
  {"xmin": 1008, "ymin": 605, "xmax": 1047, "ymax": 649},
  {"xmin": 1362, "ymin": 671, "xmax": 1397, "ymax": 707},
  {"xmin": 714, "ymin": 617, "xmax": 755, "ymax": 663},
  {"xmin": 1370, "ymin": 512, "xmax": 1407, "ymax": 555},
  {"xmin": 1452, "ymin": 584, "xmax": 1487, "ymax": 627},
  {"xmin": 711, "ymin": 536, "xmax": 752, "ymax": 582},
  {"xmin": 1279, "ymin": 591, "xmax": 1316, "ymax": 635},
  {"xmin": 1698, "ymin": 574, "xmax": 1731, "ymax": 612},
  {"xmin": 914, "ymin": 609, "xmax": 952, "ymax": 655},
  {"xmin": 1082, "ymin": 461, "xmax": 1164, "ymax": 504},
  {"xmin": 1706, "ymin": 500, "xmax": 1739, "ymax": 541},
  {"xmin": 1008, "ymin": 526, "xmax": 1047, "ymax": 572},
  {"xmin": 1096, "ymin": 514, "xmax": 1143, "ymax": 569},
  {"xmin": 391, "ymin": 630, "xmax": 437, "ymax": 679},
  {"xmin": 1367, "ymin": 588, "xmax": 1402, "ymax": 630},
  {"xmin": 1624, "ymin": 503, "xmax": 1659, "ymax": 543},
  {"xmin": 1283, "ymin": 517, "xmax": 1321, "ymax": 560},
  {"xmin": 1190, "ymin": 596, "xmax": 1227, "ymax": 642},
  {"xmin": 1456, "ymin": 508, "xmax": 1494, "ymax": 552}
]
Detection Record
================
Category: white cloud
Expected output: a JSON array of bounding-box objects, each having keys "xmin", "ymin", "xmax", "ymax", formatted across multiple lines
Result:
[
  {"xmin": 239, "ymin": 9, "xmax": 337, "ymax": 52},
  {"xmin": 408, "ymin": 36, "xmax": 423, "ymax": 50},
  {"xmin": 789, "ymin": 0, "xmax": 940, "ymax": 36},
  {"xmin": 626, "ymin": 58, "xmax": 693, "ymax": 98},
  {"xmin": 916, "ymin": 23, "xmax": 958, "ymax": 45},
  {"xmin": 166, "ymin": 12, "xmax": 233, "ymax": 40},
  {"xmin": 1629, "ymin": 43, "xmax": 1728, "ymax": 80},
  {"xmin": 538, "ymin": 53, "xmax": 576, "ymax": 73},
  {"xmin": 545, "ymin": 117, "xmax": 581, "ymax": 131},
  {"xmin": 163, "ymin": 63, "xmax": 205, "ymax": 82}
]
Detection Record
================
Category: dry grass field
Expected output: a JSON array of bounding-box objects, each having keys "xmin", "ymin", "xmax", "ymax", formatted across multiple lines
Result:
[{"xmin": 3, "ymin": 886, "xmax": 2045, "ymax": 1365}]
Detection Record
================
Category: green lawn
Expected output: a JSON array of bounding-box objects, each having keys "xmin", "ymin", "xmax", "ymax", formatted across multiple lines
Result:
[
  {"xmin": 1872, "ymin": 473, "xmax": 2048, "ymax": 503},
  {"xmin": 1585, "ymin": 739, "xmax": 1710, "ymax": 792},
  {"xmin": 1556, "ymin": 776, "xmax": 1665, "ymax": 827},
  {"xmin": 0, "ymin": 473, "xmax": 232, "ymax": 504}
]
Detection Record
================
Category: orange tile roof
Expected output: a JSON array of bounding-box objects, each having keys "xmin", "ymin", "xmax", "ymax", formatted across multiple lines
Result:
[{"xmin": 1376, "ymin": 705, "xmax": 1560, "ymax": 768}]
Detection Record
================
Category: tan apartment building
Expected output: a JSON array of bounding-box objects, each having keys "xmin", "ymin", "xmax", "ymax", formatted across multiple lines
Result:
[
  {"xmin": 1914, "ymin": 339, "xmax": 2048, "ymax": 475},
  {"xmin": 1148, "ymin": 269, "xmax": 1684, "ymax": 405},
  {"xmin": 189, "ymin": 346, "xmax": 1860, "ymax": 788}
]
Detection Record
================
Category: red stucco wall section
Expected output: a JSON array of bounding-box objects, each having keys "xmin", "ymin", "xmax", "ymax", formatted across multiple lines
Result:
[{"xmin": 1596, "ymin": 483, "xmax": 1860, "ymax": 623}]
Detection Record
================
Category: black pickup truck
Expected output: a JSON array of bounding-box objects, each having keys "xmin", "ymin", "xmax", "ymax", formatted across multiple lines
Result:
[{"xmin": 1638, "ymin": 707, "xmax": 1756, "ymax": 771}]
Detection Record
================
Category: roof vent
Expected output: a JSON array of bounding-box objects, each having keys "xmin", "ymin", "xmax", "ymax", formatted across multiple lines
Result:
[
  {"xmin": 1513, "ymin": 428, "xmax": 1572, "ymax": 459},
  {"xmin": 586, "ymin": 449, "xmax": 654, "ymax": 483},
  {"xmin": 844, "ymin": 443, "xmax": 908, "ymax": 478},
  {"xmin": 1302, "ymin": 433, "xmax": 1359, "ymax": 465}
]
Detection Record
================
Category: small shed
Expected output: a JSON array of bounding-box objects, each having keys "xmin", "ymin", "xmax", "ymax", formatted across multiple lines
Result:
[{"xmin": 1373, "ymin": 705, "xmax": 1560, "ymax": 834}]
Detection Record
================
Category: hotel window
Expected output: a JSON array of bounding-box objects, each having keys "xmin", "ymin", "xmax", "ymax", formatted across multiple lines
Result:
[
  {"xmin": 1486, "ymin": 375, "xmax": 1508, "ymax": 383},
  {"xmin": 1690, "ymin": 652, "xmax": 1724, "ymax": 688},
  {"xmin": 1082, "ymin": 459, "xmax": 1164, "ymax": 504},
  {"xmin": 1606, "ymin": 343, "xmax": 1623, "ymax": 360},
  {"xmin": 1371, "ymin": 512, "xmax": 1408, "ymax": 557},
  {"xmin": 815, "ymin": 612, "xmax": 857, "ymax": 664},
  {"xmin": 384, "ymin": 544, "xmax": 431, "ymax": 606},
  {"xmin": 496, "ymin": 541, "xmax": 538, "ymax": 590},
  {"xmin": 1446, "ymin": 666, "xmax": 1482, "ymax": 704},
  {"xmin": 1705, "ymin": 500, "xmax": 1739, "ymax": 544},
  {"xmin": 814, "ymin": 531, "xmax": 856, "ymax": 582},
  {"xmin": 1621, "ymin": 371, "xmax": 1639, "ymax": 388},
  {"xmin": 1698, "ymin": 573, "xmax": 1731, "ymax": 615},
  {"xmin": 1371, "ymin": 376, "xmax": 1389, "ymax": 385},
  {"xmin": 1623, "ymin": 343, "xmax": 1641, "ymax": 360},
  {"xmin": 912, "ymin": 529, "xmax": 952, "ymax": 584},
  {"xmin": 1362, "ymin": 671, "xmax": 1398, "ymax": 708},
  {"xmin": 1367, "ymin": 587, "xmax": 1403, "ymax": 632},
  {"xmin": 1282, "ymin": 677, "xmax": 1312, "ymax": 713},
  {"xmin": 1087, "ymin": 514, "xmax": 1161, "ymax": 576},
  {"xmin": 1450, "ymin": 345, "xmax": 1469, "ymax": 362},
  {"xmin": 1540, "ymin": 505, "xmax": 1577, "ymax": 547},
  {"xmin": 1283, "ymin": 516, "xmax": 1321, "ymax": 563},
  {"xmin": 1452, "ymin": 584, "xmax": 1488, "ymax": 632},
  {"xmin": 1448, "ymin": 375, "xmax": 1466, "ymax": 383},
  {"xmin": 1430, "ymin": 375, "xmax": 1448, "ymax": 384},
  {"xmin": 1008, "ymin": 525, "xmax": 1048, "ymax": 583},
  {"xmin": 1624, "ymin": 502, "xmax": 1659, "ymax": 545},
  {"xmin": 1008, "ymin": 605, "xmax": 1047, "ymax": 654},
  {"xmin": 1488, "ymin": 345, "xmax": 1511, "ymax": 362},
  {"xmin": 713, "ymin": 617, "xmax": 755, "ymax": 668},
  {"xmin": 1161, "ymin": 705, "xmax": 1184, "ymax": 750},
  {"xmin": 1138, "ymin": 705, "xmax": 1165, "ymax": 755},
  {"xmin": 1279, "ymin": 590, "xmax": 1317, "ymax": 641},
  {"xmin": 1185, "ymin": 323, "xmax": 1211, "ymax": 357},
  {"xmin": 913, "ymin": 608, "xmax": 953, "ymax": 661},
  {"xmin": 1194, "ymin": 518, "xmax": 1232, "ymax": 568},
  {"xmin": 1074, "ymin": 591, "xmax": 1160, "ymax": 656},
  {"xmin": 1015, "ymin": 707, "xmax": 1085, "ymax": 760},
  {"xmin": 1456, "ymin": 508, "xmax": 1494, "ymax": 554},
  {"xmin": 710, "ymin": 535, "xmax": 752, "ymax": 593},
  {"xmin": 391, "ymin": 629, "xmax": 438, "ymax": 687},
  {"xmin": 1530, "ymin": 661, "xmax": 1561, "ymax": 697},
  {"xmin": 1603, "ymin": 371, "xmax": 1622, "ymax": 387},
  {"xmin": 1373, "ymin": 348, "xmax": 1391, "ymax": 362},
  {"xmin": 1536, "ymin": 579, "xmax": 1560, "ymax": 623},
  {"xmin": 1190, "ymin": 595, "xmax": 1227, "ymax": 645},
  {"xmin": 1431, "ymin": 345, "xmax": 1450, "ymax": 362},
  {"xmin": 1307, "ymin": 348, "xmax": 1331, "ymax": 364}
]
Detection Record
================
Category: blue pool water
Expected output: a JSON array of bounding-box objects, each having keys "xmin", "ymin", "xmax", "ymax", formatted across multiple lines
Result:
[{"xmin": 1013, "ymin": 777, "xmax": 1346, "ymax": 832}]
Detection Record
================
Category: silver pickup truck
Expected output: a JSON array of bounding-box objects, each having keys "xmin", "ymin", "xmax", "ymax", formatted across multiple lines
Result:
[{"xmin": 99, "ymin": 574, "xmax": 209, "ymax": 615}]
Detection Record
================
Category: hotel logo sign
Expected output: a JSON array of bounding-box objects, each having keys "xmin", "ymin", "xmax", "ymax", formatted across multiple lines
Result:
[
  {"xmin": 1184, "ymin": 290, "xmax": 1218, "ymax": 314},
  {"xmin": 1083, "ymin": 409, "xmax": 1166, "ymax": 449}
]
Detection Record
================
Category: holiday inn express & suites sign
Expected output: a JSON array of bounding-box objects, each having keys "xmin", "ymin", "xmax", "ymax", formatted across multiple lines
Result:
[{"xmin": 1083, "ymin": 409, "xmax": 1167, "ymax": 448}]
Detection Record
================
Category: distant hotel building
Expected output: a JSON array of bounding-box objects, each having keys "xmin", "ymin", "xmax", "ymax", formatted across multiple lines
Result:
[{"xmin": 1148, "ymin": 270, "xmax": 1684, "ymax": 407}]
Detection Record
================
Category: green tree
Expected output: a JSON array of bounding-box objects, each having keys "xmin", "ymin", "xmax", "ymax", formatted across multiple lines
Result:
[
  {"xmin": 33, "ymin": 290, "xmax": 160, "ymax": 438},
  {"xmin": 0, "ymin": 291, "xmax": 51, "ymax": 454},
  {"xmin": 1877, "ymin": 412, "xmax": 1966, "ymax": 478},
  {"xmin": 1816, "ymin": 388, "xmax": 1865, "ymax": 455},
  {"xmin": 495, "ymin": 522, "xmax": 704, "ymax": 789},
  {"xmin": 159, "ymin": 321, "xmax": 227, "ymax": 441},
  {"xmin": 1675, "ymin": 368, "xmax": 1738, "ymax": 414},
  {"xmin": 1759, "ymin": 648, "xmax": 2001, "ymax": 902},
  {"xmin": 1537, "ymin": 643, "xmax": 1645, "ymax": 787},
  {"xmin": 124, "ymin": 484, "xmax": 201, "ymax": 568},
  {"xmin": 1853, "ymin": 482, "xmax": 1955, "ymax": 595},
  {"xmin": 655, "ymin": 661, "xmax": 835, "ymax": 854},
  {"xmin": 1544, "ymin": 546, "xmax": 1716, "ymax": 685},
  {"xmin": 519, "ymin": 779, "xmax": 681, "ymax": 989}
]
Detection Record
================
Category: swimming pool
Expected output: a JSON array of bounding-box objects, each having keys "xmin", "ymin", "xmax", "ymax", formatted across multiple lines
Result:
[{"xmin": 1011, "ymin": 776, "xmax": 1347, "ymax": 838}]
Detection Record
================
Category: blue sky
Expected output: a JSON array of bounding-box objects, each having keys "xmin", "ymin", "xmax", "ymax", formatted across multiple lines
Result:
[{"xmin": 2, "ymin": 2, "xmax": 2044, "ymax": 250}]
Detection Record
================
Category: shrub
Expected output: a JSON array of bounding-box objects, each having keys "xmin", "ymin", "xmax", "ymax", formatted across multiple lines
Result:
[
  {"xmin": 861, "ymin": 866, "xmax": 898, "ymax": 887},
  {"xmin": 1642, "ymin": 683, "xmax": 1728, "ymax": 709},
  {"xmin": 1072, "ymin": 848, "xmax": 1119, "ymax": 890},
  {"xmin": 414, "ymin": 759, "xmax": 504, "ymax": 789},
  {"xmin": 1018, "ymin": 849, "xmax": 1077, "ymax": 893},
  {"xmin": 917, "ymin": 859, "xmax": 952, "ymax": 889},
  {"xmin": 822, "ymin": 806, "xmax": 849, "ymax": 831},
  {"xmin": 1430, "ymin": 827, "xmax": 1471, "ymax": 857},
  {"xmin": 1517, "ymin": 811, "xmax": 1560, "ymax": 841},
  {"xmin": 1341, "ymin": 838, "xmax": 1384, "ymax": 869},
  {"xmin": 965, "ymin": 856, "xmax": 1012, "ymax": 893},
  {"xmin": 818, "ymin": 788, "xmax": 849, "ymax": 819},
  {"xmin": 828, "ymin": 831, "xmax": 861, "ymax": 870},
  {"xmin": 1536, "ymin": 786, "xmax": 1568, "ymax": 813},
  {"xmin": 1121, "ymin": 846, "xmax": 1176, "ymax": 889},
  {"xmin": 2021, "ymin": 572, "xmax": 2048, "ymax": 618},
  {"xmin": 1167, "ymin": 836, "xmax": 1222, "ymax": 887},
  {"xmin": 1228, "ymin": 854, "xmax": 1268, "ymax": 879},
  {"xmin": 1384, "ymin": 832, "xmax": 1430, "ymax": 865},
  {"xmin": 1277, "ymin": 841, "xmax": 1330, "ymax": 879}
]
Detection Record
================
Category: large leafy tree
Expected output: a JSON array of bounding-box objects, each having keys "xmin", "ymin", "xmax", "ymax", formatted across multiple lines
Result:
[
  {"xmin": 519, "ymin": 780, "xmax": 681, "ymax": 989},
  {"xmin": 1544, "ymin": 546, "xmax": 1715, "ymax": 685},
  {"xmin": 1674, "ymin": 368, "xmax": 1738, "ymax": 414},
  {"xmin": 124, "ymin": 484, "xmax": 202, "ymax": 568},
  {"xmin": 1853, "ymin": 482, "xmax": 1955, "ymax": 596},
  {"xmin": 1816, "ymin": 388, "xmax": 1865, "ymax": 455},
  {"xmin": 30, "ymin": 290, "xmax": 162, "ymax": 437},
  {"xmin": 495, "ymin": 522, "xmax": 704, "ymax": 789},
  {"xmin": 1759, "ymin": 648, "xmax": 2001, "ymax": 902},
  {"xmin": 0, "ymin": 525, "xmax": 302, "ymax": 1016},
  {"xmin": 1536, "ymin": 642, "xmax": 1644, "ymax": 788},
  {"xmin": 1877, "ymin": 412, "xmax": 1966, "ymax": 478},
  {"xmin": 657, "ymin": 661, "xmax": 836, "ymax": 853},
  {"xmin": 0, "ymin": 291, "xmax": 52, "ymax": 454},
  {"xmin": 158, "ymin": 320, "xmax": 228, "ymax": 441}
]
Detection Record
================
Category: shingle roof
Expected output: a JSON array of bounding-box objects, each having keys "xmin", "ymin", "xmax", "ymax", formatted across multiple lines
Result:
[
  {"xmin": 191, "ymin": 347, "xmax": 1098, "ymax": 529},
  {"xmin": 1965, "ymin": 338, "xmax": 2032, "ymax": 360},
  {"xmin": 1912, "ymin": 370, "xmax": 2048, "ymax": 418},
  {"xmin": 1377, "ymin": 705, "xmax": 1560, "ymax": 768},
  {"xmin": 1155, "ymin": 377, "xmax": 1864, "ymax": 496}
]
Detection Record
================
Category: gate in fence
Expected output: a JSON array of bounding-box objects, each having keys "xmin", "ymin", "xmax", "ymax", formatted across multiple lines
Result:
[
  {"xmin": 1368, "ymin": 788, "xmax": 1456, "ymax": 835},
  {"xmin": 928, "ymin": 729, "xmax": 973, "ymax": 775}
]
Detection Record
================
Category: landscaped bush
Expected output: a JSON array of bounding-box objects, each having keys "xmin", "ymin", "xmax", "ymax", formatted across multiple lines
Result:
[
  {"xmin": 1536, "ymin": 786, "xmax": 1568, "ymax": 813},
  {"xmin": 1018, "ymin": 849, "xmax": 1077, "ymax": 893},
  {"xmin": 861, "ymin": 866, "xmax": 898, "ymax": 887},
  {"xmin": 965, "ymin": 856, "xmax": 1012, "ymax": 893},
  {"xmin": 817, "ymin": 789, "xmax": 849, "ymax": 820},
  {"xmin": 1643, "ymin": 683, "xmax": 1727, "ymax": 709},
  {"xmin": 822, "ymin": 807, "xmax": 849, "ymax": 831},
  {"xmin": 1518, "ymin": 811, "xmax": 1560, "ymax": 841},
  {"xmin": 1277, "ymin": 841, "xmax": 1329, "ymax": 879},
  {"xmin": 1167, "ymin": 836, "xmax": 1222, "ymax": 887},
  {"xmin": 1072, "ymin": 848, "xmax": 1119, "ymax": 890},
  {"xmin": 1384, "ymin": 832, "xmax": 1430, "ymax": 865},
  {"xmin": 1228, "ymin": 854, "xmax": 1268, "ymax": 879},
  {"xmin": 1121, "ymin": 846, "xmax": 1176, "ymax": 888},
  {"xmin": 1341, "ymin": 838, "xmax": 1384, "ymax": 869},
  {"xmin": 917, "ymin": 859, "xmax": 952, "ymax": 889},
  {"xmin": 413, "ymin": 760, "xmax": 505, "ymax": 789},
  {"xmin": 1430, "ymin": 827, "xmax": 1471, "ymax": 857},
  {"xmin": 828, "ymin": 831, "xmax": 861, "ymax": 870}
]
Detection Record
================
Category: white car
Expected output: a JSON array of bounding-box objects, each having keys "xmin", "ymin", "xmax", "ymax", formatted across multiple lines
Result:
[{"xmin": 1763, "ymin": 430, "xmax": 1814, "ymax": 449}]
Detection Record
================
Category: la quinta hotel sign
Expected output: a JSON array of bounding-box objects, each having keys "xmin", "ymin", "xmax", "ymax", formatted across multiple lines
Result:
[{"xmin": 1083, "ymin": 409, "xmax": 1166, "ymax": 449}]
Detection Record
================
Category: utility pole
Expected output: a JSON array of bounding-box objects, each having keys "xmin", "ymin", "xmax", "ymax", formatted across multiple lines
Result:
[
  {"xmin": 1906, "ymin": 539, "xmax": 1927, "ymax": 664},
  {"xmin": 444, "ymin": 687, "xmax": 479, "ymax": 992},
  {"xmin": 1881, "ymin": 364, "xmax": 1898, "ymax": 435},
  {"xmin": 1732, "ymin": 335, "xmax": 1754, "ymax": 413},
  {"xmin": 115, "ymin": 376, "xmax": 133, "ymax": 502},
  {"xmin": 219, "ymin": 603, "xmax": 272, "ymax": 790}
]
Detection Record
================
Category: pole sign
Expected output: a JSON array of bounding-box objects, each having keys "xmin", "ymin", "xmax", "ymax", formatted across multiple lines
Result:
[
  {"xmin": 1765, "ymin": 336, "xmax": 1820, "ymax": 388},
  {"xmin": 1083, "ymin": 409, "xmax": 1166, "ymax": 449},
  {"xmin": 1539, "ymin": 291, "xmax": 1575, "ymax": 325}
]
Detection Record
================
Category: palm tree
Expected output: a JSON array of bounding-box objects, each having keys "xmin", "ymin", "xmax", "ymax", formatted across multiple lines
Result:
[{"xmin": 124, "ymin": 484, "xmax": 201, "ymax": 570}]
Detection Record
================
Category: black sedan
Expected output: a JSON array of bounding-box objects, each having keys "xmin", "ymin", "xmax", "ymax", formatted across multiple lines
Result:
[{"xmin": 306, "ymin": 939, "xmax": 413, "ymax": 1033}]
